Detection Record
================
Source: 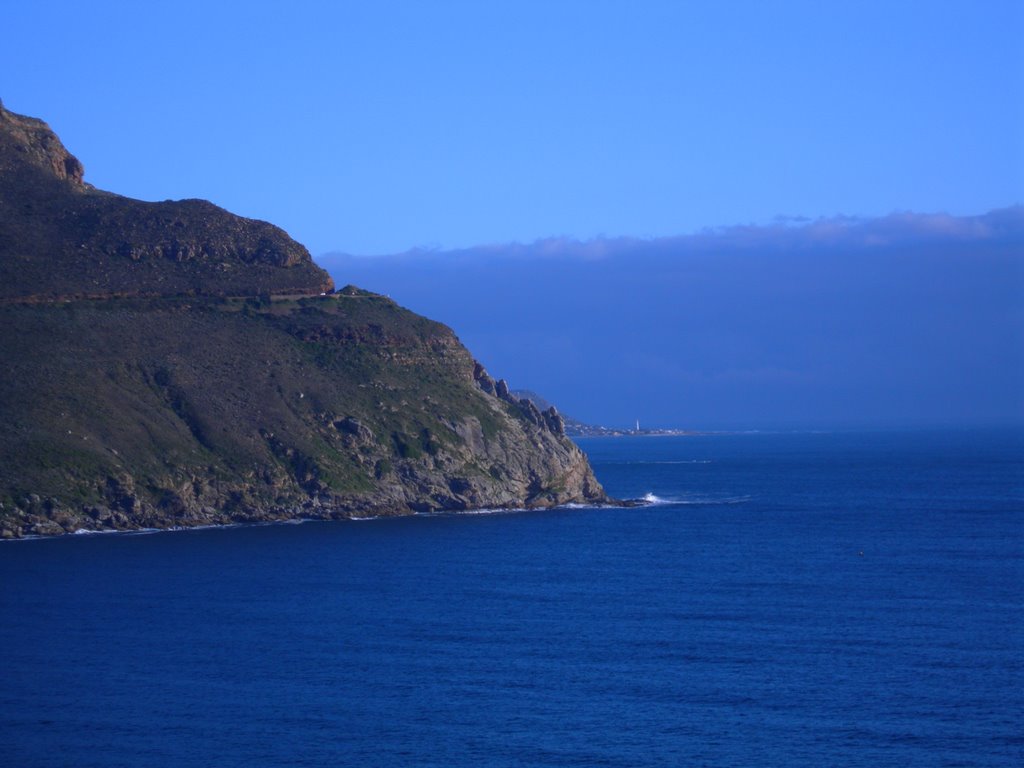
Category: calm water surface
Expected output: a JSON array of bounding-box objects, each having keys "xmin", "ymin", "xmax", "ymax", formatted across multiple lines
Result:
[{"xmin": 1, "ymin": 430, "xmax": 1021, "ymax": 767}]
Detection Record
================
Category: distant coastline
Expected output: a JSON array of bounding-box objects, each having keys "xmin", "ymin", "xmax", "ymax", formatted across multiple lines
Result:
[
  {"xmin": 568, "ymin": 426, "xmax": 699, "ymax": 438},
  {"xmin": 510, "ymin": 390, "xmax": 697, "ymax": 438}
]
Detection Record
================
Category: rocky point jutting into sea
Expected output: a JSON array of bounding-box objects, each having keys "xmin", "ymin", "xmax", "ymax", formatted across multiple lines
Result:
[{"xmin": 0, "ymin": 100, "xmax": 607, "ymax": 538}]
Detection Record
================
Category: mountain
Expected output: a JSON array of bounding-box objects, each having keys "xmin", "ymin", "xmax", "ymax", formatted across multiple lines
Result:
[{"xmin": 0, "ymin": 100, "xmax": 606, "ymax": 538}]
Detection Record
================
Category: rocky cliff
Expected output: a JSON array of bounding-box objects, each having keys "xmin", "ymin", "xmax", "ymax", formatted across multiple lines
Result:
[{"xmin": 0, "ymin": 101, "xmax": 607, "ymax": 538}]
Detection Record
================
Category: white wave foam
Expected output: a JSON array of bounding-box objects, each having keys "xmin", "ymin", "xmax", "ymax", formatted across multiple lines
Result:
[
  {"xmin": 637, "ymin": 492, "xmax": 751, "ymax": 506},
  {"xmin": 457, "ymin": 507, "xmax": 529, "ymax": 516},
  {"xmin": 72, "ymin": 528, "xmax": 120, "ymax": 536}
]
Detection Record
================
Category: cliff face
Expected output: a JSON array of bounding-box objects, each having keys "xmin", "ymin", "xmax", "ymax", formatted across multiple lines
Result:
[
  {"xmin": 0, "ymin": 101, "xmax": 87, "ymax": 186},
  {"xmin": 0, "ymin": 102, "xmax": 606, "ymax": 538}
]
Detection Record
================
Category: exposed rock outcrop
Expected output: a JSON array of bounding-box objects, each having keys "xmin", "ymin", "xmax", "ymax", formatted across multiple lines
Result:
[
  {"xmin": 543, "ymin": 406, "xmax": 566, "ymax": 436},
  {"xmin": 473, "ymin": 362, "xmax": 497, "ymax": 395},
  {"xmin": 473, "ymin": 366, "xmax": 565, "ymax": 436},
  {"xmin": 0, "ymin": 98, "xmax": 87, "ymax": 186}
]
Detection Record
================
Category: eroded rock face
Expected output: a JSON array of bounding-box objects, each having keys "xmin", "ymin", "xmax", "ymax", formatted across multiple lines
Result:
[
  {"xmin": 0, "ymin": 99, "xmax": 86, "ymax": 186},
  {"xmin": 543, "ymin": 406, "xmax": 566, "ymax": 436},
  {"xmin": 473, "ymin": 362, "xmax": 497, "ymax": 395},
  {"xmin": 0, "ymin": 101, "xmax": 608, "ymax": 538}
]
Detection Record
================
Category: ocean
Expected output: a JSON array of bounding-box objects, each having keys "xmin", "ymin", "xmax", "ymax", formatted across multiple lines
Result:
[{"xmin": 1, "ymin": 429, "xmax": 1021, "ymax": 767}]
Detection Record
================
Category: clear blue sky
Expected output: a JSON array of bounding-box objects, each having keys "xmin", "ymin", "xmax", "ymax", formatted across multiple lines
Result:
[{"xmin": 2, "ymin": 1, "xmax": 1021, "ymax": 256}]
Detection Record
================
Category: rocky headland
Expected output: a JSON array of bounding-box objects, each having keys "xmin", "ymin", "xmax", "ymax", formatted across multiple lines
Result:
[{"xmin": 0, "ymin": 100, "xmax": 608, "ymax": 538}]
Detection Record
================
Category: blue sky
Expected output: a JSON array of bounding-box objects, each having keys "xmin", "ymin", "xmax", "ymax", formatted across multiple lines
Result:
[{"xmin": 2, "ymin": 1, "xmax": 1021, "ymax": 256}]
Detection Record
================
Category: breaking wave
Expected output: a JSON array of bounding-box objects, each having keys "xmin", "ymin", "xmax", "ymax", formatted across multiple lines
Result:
[{"xmin": 638, "ymin": 492, "xmax": 751, "ymax": 506}]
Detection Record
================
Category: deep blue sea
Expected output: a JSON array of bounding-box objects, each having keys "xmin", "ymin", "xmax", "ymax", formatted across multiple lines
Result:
[{"xmin": 2, "ymin": 430, "xmax": 1022, "ymax": 767}]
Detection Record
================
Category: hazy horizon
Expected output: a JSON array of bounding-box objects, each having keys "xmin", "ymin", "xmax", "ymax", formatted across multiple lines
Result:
[{"xmin": 320, "ymin": 206, "xmax": 1024, "ymax": 432}]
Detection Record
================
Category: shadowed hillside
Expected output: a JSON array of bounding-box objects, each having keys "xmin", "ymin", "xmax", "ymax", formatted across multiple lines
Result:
[{"xmin": 0, "ymin": 99, "xmax": 332, "ymax": 301}]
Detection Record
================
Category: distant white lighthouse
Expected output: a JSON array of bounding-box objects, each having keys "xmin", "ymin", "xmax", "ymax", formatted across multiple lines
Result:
[{"xmin": 635, "ymin": 419, "xmax": 640, "ymax": 433}]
